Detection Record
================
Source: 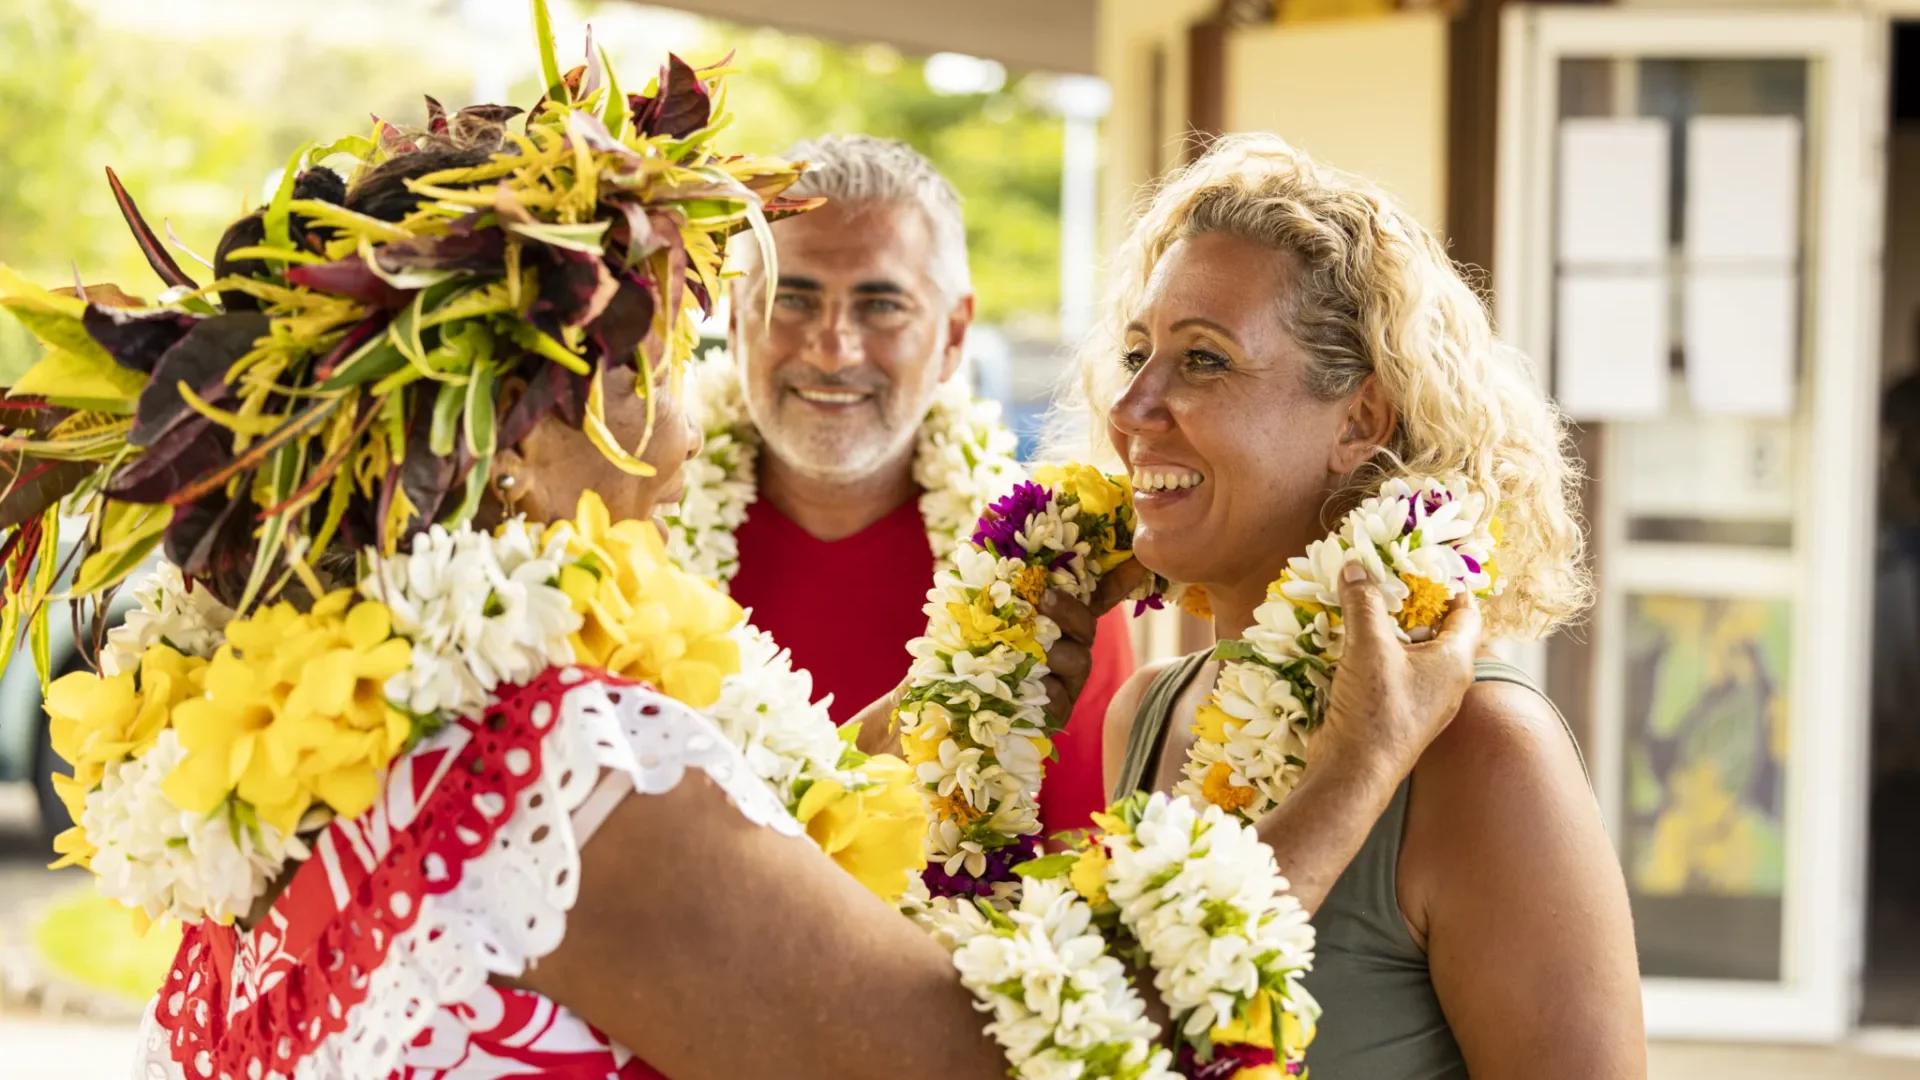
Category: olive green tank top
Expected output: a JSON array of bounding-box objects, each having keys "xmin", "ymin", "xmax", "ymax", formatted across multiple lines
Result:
[{"xmin": 1113, "ymin": 653, "xmax": 1585, "ymax": 1080}]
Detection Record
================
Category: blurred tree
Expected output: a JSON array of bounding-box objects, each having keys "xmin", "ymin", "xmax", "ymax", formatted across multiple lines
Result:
[
  {"xmin": 0, "ymin": 0, "xmax": 1064, "ymax": 389},
  {"xmin": 0, "ymin": 0, "xmax": 471, "ymax": 378},
  {"xmin": 595, "ymin": 14, "xmax": 1067, "ymax": 330}
]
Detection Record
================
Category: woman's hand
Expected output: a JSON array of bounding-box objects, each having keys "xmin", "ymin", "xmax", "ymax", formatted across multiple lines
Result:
[
  {"xmin": 1037, "ymin": 559, "xmax": 1146, "ymax": 724},
  {"xmin": 1253, "ymin": 563, "xmax": 1482, "ymax": 913},
  {"xmin": 1308, "ymin": 560, "xmax": 1484, "ymax": 787}
]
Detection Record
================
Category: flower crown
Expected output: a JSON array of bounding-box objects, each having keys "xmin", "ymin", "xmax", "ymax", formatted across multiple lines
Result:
[{"xmin": 0, "ymin": 0, "xmax": 820, "ymax": 681}]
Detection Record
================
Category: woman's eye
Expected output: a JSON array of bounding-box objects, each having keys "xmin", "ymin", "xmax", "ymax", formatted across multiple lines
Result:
[
  {"xmin": 1185, "ymin": 348, "xmax": 1229, "ymax": 371},
  {"xmin": 1120, "ymin": 348, "xmax": 1148, "ymax": 372}
]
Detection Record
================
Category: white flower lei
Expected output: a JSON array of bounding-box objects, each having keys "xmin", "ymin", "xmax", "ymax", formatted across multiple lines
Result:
[
  {"xmin": 913, "ymin": 789, "xmax": 1320, "ymax": 1078},
  {"xmin": 79, "ymin": 730, "xmax": 304, "ymax": 925},
  {"xmin": 890, "ymin": 464, "xmax": 1319, "ymax": 1078},
  {"xmin": 1103, "ymin": 793, "xmax": 1317, "ymax": 1046},
  {"xmin": 362, "ymin": 519, "xmax": 582, "ymax": 721},
  {"xmin": 705, "ymin": 622, "xmax": 880, "ymax": 811},
  {"xmin": 939, "ymin": 876, "xmax": 1177, "ymax": 1080},
  {"xmin": 897, "ymin": 465, "xmax": 1138, "ymax": 899},
  {"xmin": 99, "ymin": 562, "xmax": 234, "ymax": 678},
  {"xmin": 661, "ymin": 349, "xmax": 1024, "ymax": 587},
  {"xmin": 1176, "ymin": 475, "xmax": 1502, "ymax": 822},
  {"xmin": 65, "ymin": 510, "xmax": 888, "ymax": 924}
]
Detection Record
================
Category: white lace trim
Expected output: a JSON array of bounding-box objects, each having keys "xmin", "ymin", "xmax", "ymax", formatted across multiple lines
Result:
[{"xmin": 133, "ymin": 674, "xmax": 800, "ymax": 1080}]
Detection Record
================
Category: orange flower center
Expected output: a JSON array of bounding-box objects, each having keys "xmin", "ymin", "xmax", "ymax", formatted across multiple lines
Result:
[
  {"xmin": 1012, "ymin": 564, "xmax": 1049, "ymax": 605},
  {"xmin": 931, "ymin": 791, "xmax": 985, "ymax": 825},
  {"xmin": 1180, "ymin": 585, "xmax": 1212, "ymax": 621},
  {"xmin": 1397, "ymin": 572, "xmax": 1451, "ymax": 632},
  {"xmin": 1201, "ymin": 761, "xmax": 1257, "ymax": 812}
]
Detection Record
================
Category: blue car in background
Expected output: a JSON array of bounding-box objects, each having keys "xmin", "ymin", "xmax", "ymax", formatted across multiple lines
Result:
[{"xmin": 0, "ymin": 525, "xmax": 153, "ymax": 841}]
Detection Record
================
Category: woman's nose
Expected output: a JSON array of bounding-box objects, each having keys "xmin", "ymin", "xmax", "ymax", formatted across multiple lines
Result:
[{"xmin": 1110, "ymin": 357, "xmax": 1172, "ymax": 436}]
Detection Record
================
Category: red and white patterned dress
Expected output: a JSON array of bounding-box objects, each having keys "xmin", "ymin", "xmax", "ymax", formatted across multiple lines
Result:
[{"xmin": 134, "ymin": 666, "xmax": 799, "ymax": 1080}]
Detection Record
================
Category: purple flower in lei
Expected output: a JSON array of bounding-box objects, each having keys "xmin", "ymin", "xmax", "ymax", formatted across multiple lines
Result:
[
  {"xmin": 1399, "ymin": 486, "xmax": 1484, "ymax": 574},
  {"xmin": 1403, "ymin": 486, "xmax": 1454, "ymax": 534},
  {"xmin": 1132, "ymin": 591, "xmax": 1165, "ymax": 618},
  {"xmin": 971, "ymin": 481, "xmax": 1052, "ymax": 558},
  {"xmin": 922, "ymin": 836, "xmax": 1044, "ymax": 899}
]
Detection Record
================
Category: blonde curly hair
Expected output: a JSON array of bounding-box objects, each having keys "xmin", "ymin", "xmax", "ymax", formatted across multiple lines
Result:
[{"xmin": 1060, "ymin": 134, "xmax": 1589, "ymax": 639}]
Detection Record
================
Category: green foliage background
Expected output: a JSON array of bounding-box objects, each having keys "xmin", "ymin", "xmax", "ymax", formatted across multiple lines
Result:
[{"xmin": 0, "ymin": 0, "xmax": 1063, "ymax": 382}]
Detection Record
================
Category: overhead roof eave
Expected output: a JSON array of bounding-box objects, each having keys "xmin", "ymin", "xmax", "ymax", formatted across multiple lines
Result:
[{"xmin": 629, "ymin": 0, "xmax": 1098, "ymax": 75}]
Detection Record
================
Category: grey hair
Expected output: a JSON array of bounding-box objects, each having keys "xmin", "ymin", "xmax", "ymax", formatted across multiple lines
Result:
[{"xmin": 742, "ymin": 134, "xmax": 971, "ymax": 301}]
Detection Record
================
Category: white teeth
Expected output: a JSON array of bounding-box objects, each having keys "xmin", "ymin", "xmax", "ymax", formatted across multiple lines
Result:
[
  {"xmin": 796, "ymin": 389, "xmax": 866, "ymax": 404},
  {"xmin": 1129, "ymin": 468, "xmax": 1204, "ymax": 492}
]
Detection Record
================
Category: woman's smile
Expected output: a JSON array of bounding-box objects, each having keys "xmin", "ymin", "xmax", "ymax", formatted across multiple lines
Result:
[{"xmin": 1128, "ymin": 462, "xmax": 1207, "ymax": 513}]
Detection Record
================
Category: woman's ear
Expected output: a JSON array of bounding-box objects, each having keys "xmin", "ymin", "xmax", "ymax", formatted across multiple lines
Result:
[
  {"xmin": 1328, "ymin": 375, "xmax": 1397, "ymax": 475},
  {"xmin": 488, "ymin": 446, "xmax": 530, "ymax": 512}
]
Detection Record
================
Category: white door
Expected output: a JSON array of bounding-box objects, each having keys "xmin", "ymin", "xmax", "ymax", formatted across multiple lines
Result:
[{"xmin": 1495, "ymin": 8, "xmax": 1884, "ymax": 1041}]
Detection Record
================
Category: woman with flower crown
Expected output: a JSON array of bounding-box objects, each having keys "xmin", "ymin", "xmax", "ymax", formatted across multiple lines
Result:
[
  {"xmin": 1082, "ymin": 134, "xmax": 1647, "ymax": 1079},
  {"xmin": 0, "ymin": 10, "xmax": 1487, "ymax": 1080}
]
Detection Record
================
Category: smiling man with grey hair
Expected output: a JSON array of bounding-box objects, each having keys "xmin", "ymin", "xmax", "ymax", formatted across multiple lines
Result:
[
  {"xmin": 716, "ymin": 133, "xmax": 1135, "ymax": 834},
  {"xmin": 732, "ymin": 134, "xmax": 973, "ymax": 486}
]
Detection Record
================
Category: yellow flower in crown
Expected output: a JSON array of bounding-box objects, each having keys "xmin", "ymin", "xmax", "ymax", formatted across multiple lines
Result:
[
  {"xmin": 945, "ymin": 590, "xmax": 1043, "ymax": 660},
  {"xmin": 1033, "ymin": 462, "xmax": 1126, "ymax": 518},
  {"xmin": 792, "ymin": 755, "xmax": 928, "ymax": 901},
  {"xmin": 46, "ymin": 645, "xmax": 209, "ymax": 869},
  {"xmin": 164, "ymin": 591, "xmax": 413, "ymax": 834},
  {"xmin": 46, "ymin": 644, "xmax": 205, "ymax": 792},
  {"xmin": 557, "ymin": 492, "xmax": 742, "ymax": 709}
]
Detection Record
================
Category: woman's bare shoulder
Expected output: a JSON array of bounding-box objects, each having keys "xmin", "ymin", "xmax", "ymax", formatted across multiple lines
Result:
[
  {"xmin": 1399, "ymin": 677, "xmax": 1608, "ymax": 940},
  {"xmin": 1427, "ymin": 678, "xmax": 1583, "ymax": 781}
]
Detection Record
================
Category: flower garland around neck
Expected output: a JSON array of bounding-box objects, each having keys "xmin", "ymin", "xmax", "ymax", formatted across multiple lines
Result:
[
  {"xmin": 878, "ymin": 463, "xmax": 1318, "ymax": 1078},
  {"xmin": 895, "ymin": 463, "xmax": 1147, "ymax": 902},
  {"xmin": 45, "ymin": 492, "xmax": 925, "ymax": 930},
  {"xmin": 1177, "ymin": 475, "xmax": 1502, "ymax": 823},
  {"xmin": 912, "ymin": 791, "xmax": 1319, "ymax": 1079},
  {"xmin": 662, "ymin": 349, "xmax": 1025, "ymax": 586}
]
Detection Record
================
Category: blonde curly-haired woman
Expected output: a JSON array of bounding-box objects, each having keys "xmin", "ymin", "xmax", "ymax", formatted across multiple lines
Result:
[{"xmin": 1090, "ymin": 135, "xmax": 1646, "ymax": 1079}]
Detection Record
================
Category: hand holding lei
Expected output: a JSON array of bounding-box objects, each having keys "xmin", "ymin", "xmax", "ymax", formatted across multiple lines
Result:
[
  {"xmin": 895, "ymin": 462, "xmax": 1149, "ymax": 900},
  {"xmin": 898, "ymin": 464, "xmax": 1318, "ymax": 1079},
  {"xmin": 1178, "ymin": 475, "xmax": 1502, "ymax": 822}
]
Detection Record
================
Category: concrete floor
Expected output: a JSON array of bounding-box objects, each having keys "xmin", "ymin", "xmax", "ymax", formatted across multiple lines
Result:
[
  {"xmin": 1652, "ymin": 1039, "xmax": 1920, "ymax": 1079},
  {"xmin": 0, "ymin": 1020, "xmax": 1912, "ymax": 1079}
]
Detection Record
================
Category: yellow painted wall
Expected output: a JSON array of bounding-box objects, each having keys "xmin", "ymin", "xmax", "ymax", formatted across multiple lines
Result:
[
  {"xmin": 1223, "ymin": 13, "xmax": 1451, "ymax": 233},
  {"xmin": 1096, "ymin": 0, "xmax": 1217, "ymax": 255}
]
